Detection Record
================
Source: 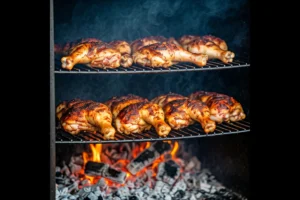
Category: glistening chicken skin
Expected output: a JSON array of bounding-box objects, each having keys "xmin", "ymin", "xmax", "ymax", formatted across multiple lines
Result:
[{"xmin": 56, "ymin": 99, "xmax": 116, "ymax": 140}]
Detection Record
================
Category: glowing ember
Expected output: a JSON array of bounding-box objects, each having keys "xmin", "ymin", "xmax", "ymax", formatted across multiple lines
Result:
[{"xmin": 55, "ymin": 142, "xmax": 247, "ymax": 200}]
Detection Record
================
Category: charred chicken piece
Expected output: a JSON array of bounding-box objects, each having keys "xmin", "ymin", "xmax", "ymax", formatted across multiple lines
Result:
[
  {"xmin": 60, "ymin": 41, "xmax": 122, "ymax": 70},
  {"xmin": 152, "ymin": 94, "xmax": 216, "ymax": 133},
  {"xmin": 130, "ymin": 36, "xmax": 168, "ymax": 53},
  {"xmin": 108, "ymin": 40, "xmax": 133, "ymax": 67},
  {"xmin": 54, "ymin": 38, "xmax": 103, "ymax": 55},
  {"xmin": 189, "ymin": 91, "xmax": 246, "ymax": 123},
  {"xmin": 115, "ymin": 102, "xmax": 171, "ymax": 137},
  {"xmin": 151, "ymin": 93, "xmax": 187, "ymax": 107},
  {"xmin": 104, "ymin": 94, "xmax": 148, "ymax": 119},
  {"xmin": 178, "ymin": 35, "xmax": 235, "ymax": 63},
  {"xmin": 56, "ymin": 99, "xmax": 116, "ymax": 140},
  {"xmin": 132, "ymin": 41, "xmax": 208, "ymax": 68}
]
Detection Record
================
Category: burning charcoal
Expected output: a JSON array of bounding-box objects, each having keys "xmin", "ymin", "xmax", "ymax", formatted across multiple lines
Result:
[
  {"xmin": 69, "ymin": 195, "xmax": 78, "ymax": 199},
  {"xmin": 68, "ymin": 181, "xmax": 79, "ymax": 193},
  {"xmin": 71, "ymin": 154, "xmax": 84, "ymax": 165},
  {"xmin": 195, "ymin": 191, "xmax": 203, "ymax": 199},
  {"xmin": 170, "ymin": 179, "xmax": 187, "ymax": 196},
  {"xmin": 61, "ymin": 163, "xmax": 71, "ymax": 176},
  {"xmin": 69, "ymin": 162, "xmax": 82, "ymax": 174},
  {"xmin": 156, "ymin": 160, "xmax": 180, "ymax": 185},
  {"xmin": 95, "ymin": 178, "xmax": 107, "ymax": 191},
  {"xmin": 190, "ymin": 194, "xmax": 197, "ymax": 200},
  {"xmin": 185, "ymin": 156, "xmax": 201, "ymax": 172},
  {"xmin": 182, "ymin": 173, "xmax": 196, "ymax": 189},
  {"xmin": 173, "ymin": 158, "xmax": 185, "ymax": 168},
  {"xmin": 173, "ymin": 190, "xmax": 185, "ymax": 199},
  {"xmin": 126, "ymin": 180, "xmax": 135, "ymax": 189},
  {"xmin": 147, "ymin": 193, "xmax": 162, "ymax": 200},
  {"xmin": 80, "ymin": 179, "xmax": 92, "ymax": 188},
  {"xmin": 86, "ymin": 192, "xmax": 99, "ymax": 200},
  {"xmin": 163, "ymin": 194, "xmax": 172, "ymax": 200},
  {"xmin": 85, "ymin": 161, "xmax": 127, "ymax": 184},
  {"xmin": 163, "ymin": 153, "xmax": 172, "ymax": 161},
  {"xmin": 161, "ymin": 183, "xmax": 171, "ymax": 194},
  {"xmin": 118, "ymin": 186, "xmax": 130, "ymax": 197},
  {"xmin": 154, "ymin": 181, "xmax": 164, "ymax": 193},
  {"xmin": 127, "ymin": 141, "xmax": 171, "ymax": 175},
  {"xmin": 128, "ymin": 196, "xmax": 139, "ymax": 200}
]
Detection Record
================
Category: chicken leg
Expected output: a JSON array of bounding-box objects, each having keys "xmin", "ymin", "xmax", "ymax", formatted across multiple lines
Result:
[
  {"xmin": 56, "ymin": 99, "xmax": 116, "ymax": 140},
  {"xmin": 109, "ymin": 40, "xmax": 133, "ymax": 67},
  {"xmin": 60, "ymin": 41, "xmax": 122, "ymax": 70},
  {"xmin": 133, "ymin": 41, "xmax": 208, "ymax": 68},
  {"xmin": 178, "ymin": 35, "xmax": 235, "ymax": 63},
  {"xmin": 163, "ymin": 99, "xmax": 216, "ymax": 133},
  {"xmin": 189, "ymin": 91, "xmax": 246, "ymax": 123},
  {"xmin": 115, "ymin": 102, "xmax": 171, "ymax": 137}
]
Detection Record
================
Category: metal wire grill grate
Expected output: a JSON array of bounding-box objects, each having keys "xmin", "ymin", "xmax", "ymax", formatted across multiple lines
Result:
[
  {"xmin": 55, "ymin": 57, "xmax": 250, "ymax": 74},
  {"xmin": 56, "ymin": 119, "xmax": 250, "ymax": 143}
]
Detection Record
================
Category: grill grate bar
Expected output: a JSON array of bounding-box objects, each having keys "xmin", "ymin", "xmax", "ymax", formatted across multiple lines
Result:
[
  {"xmin": 55, "ymin": 57, "xmax": 249, "ymax": 74},
  {"xmin": 56, "ymin": 119, "xmax": 250, "ymax": 143}
]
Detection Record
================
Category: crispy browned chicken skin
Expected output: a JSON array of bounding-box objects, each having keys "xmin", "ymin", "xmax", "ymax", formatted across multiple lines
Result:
[
  {"xmin": 152, "ymin": 93, "xmax": 216, "ymax": 133},
  {"xmin": 108, "ymin": 40, "xmax": 133, "ymax": 67},
  {"xmin": 178, "ymin": 35, "xmax": 235, "ymax": 63},
  {"xmin": 130, "ymin": 36, "xmax": 168, "ymax": 53},
  {"xmin": 151, "ymin": 93, "xmax": 187, "ymax": 107},
  {"xmin": 189, "ymin": 91, "xmax": 246, "ymax": 123},
  {"xmin": 104, "ymin": 94, "xmax": 148, "ymax": 119},
  {"xmin": 115, "ymin": 102, "xmax": 171, "ymax": 137},
  {"xmin": 59, "ymin": 41, "xmax": 122, "ymax": 70},
  {"xmin": 132, "ymin": 41, "xmax": 208, "ymax": 68},
  {"xmin": 56, "ymin": 99, "xmax": 116, "ymax": 140},
  {"xmin": 54, "ymin": 38, "xmax": 102, "ymax": 55},
  {"xmin": 55, "ymin": 39, "xmax": 133, "ymax": 70}
]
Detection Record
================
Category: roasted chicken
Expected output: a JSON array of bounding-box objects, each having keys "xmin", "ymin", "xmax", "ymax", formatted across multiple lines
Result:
[
  {"xmin": 130, "ymin": 36, "xmax": 168, "ymax": 53},
  {"xmin": 55, "ymin": 39, "xmax": 133, "ymax": 70},
  {"xmin": 108, "ymin": 40, "xmax": 133, "ymax": 67},
  {"xmin": 115, "ymin": 102, "xmax": 171, "ymax": 137},
  {"xmin": 104, "ymin": 94, "xmax": 148, "ymax": 119},
  {"xmin": 54, "ymin": 38, "xmax": 102, "ymax": 55},
  {"xmin": 189, "ymin": 91, "xmax": 246, "ymax": 123},
  {"xmin": 178, "ymin": 35, "xmax": 235, "ymax": 63},
  {"xmin": 151, "ymin": 92, "xmax": 187, "ymax": 107},
  {"xmin": 152, "ymin": 93, "xmax": 216, "ymax": 133},
  {"xmin": 56, "ymin": 99, "xmax": 116, "ymax": 140},
  {"xmin": 132, "ymin": 41, "xmax": 208, "ymax": 68},
  {"xmin": 59, "ymin": 41, "xmax": 122, "ymax": 70}
]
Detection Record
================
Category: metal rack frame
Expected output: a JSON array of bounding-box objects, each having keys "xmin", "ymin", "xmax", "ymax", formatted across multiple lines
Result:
[
  {"xmin": 55, "ymin": 57, "xmax": 250, "ymax": 74},
  {"xmin": 56, "ymin": 120, "xmax": 250, "ymax": 144},
  {"xmin": 49, "ymin": 1, "xmax": 250, "ymax": 199}
]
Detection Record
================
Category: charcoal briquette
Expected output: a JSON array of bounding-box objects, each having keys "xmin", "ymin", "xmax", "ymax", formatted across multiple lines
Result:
[{"xmin": 128, "ymin": 196, "xmax": 139, "ymax": 200}]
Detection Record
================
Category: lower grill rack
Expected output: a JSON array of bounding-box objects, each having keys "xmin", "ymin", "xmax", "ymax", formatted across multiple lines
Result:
[{"xmin": 56, "ymin": 119, "xmax": 250, "ymax": 143}]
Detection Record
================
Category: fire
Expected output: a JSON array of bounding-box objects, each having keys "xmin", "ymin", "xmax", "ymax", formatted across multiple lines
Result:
[
  {"xmin": 82, "ymin": 144, "xmax": 102, "ymax": 184},
  {"xmin": 80, "ymin": 141, "xmax": 180, "ymax": 186}
]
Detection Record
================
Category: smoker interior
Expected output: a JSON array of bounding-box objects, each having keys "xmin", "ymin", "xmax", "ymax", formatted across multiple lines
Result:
[{"xmin": 53, "ymin": 0, "xmax": 250, "ymax": 198}]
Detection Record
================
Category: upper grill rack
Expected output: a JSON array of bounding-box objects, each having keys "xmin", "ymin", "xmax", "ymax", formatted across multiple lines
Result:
[
  {"xmin": 55, "ymin": 57, "xmax": 250, "ymax": 74},
  {"xmin": 56, "ymin": 119, "xmax": 250, "ymax": 143}
]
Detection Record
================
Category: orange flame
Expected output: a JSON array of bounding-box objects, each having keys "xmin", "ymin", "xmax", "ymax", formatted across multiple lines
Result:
[
  {"xmin": 82, "ymin": 144, "xmax": 102, "ymax": 184},
  {"xmin": 170, "ymin": 141, "xmax": 179, "ymax": 158},
  {"xmin": 80, "ymin": 141, "xmax": 180, "ymax": 186}
]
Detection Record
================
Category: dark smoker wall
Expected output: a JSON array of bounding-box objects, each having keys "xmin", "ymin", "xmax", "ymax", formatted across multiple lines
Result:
[
  {"xmin": 55, "ymin": 69, "xmax": 250, "ymax": 116},
  {"xmin": 54, "ymin": 0, "xmax": 250, "ymax": 53}
]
